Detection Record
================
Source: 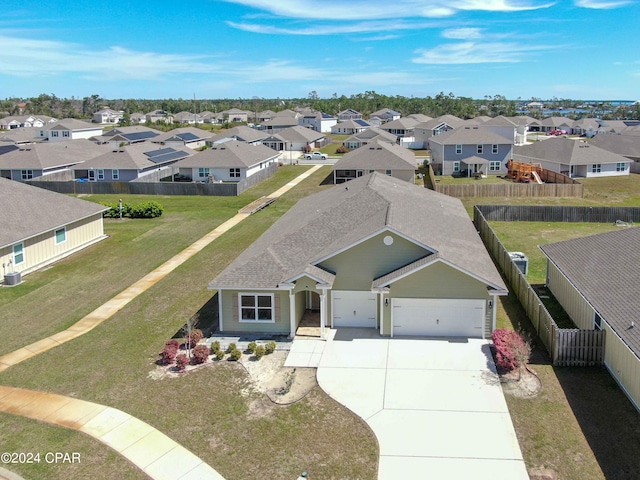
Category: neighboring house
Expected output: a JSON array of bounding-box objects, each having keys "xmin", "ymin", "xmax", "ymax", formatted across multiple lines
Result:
[
  {"xmin": 379, "ymin": 117, "xmax": 420, "ymax": 138},
  {"xmin": 477, "ymin": 116, "xmax": 517, "ymax": 144},
  {"xmin": 540, "ymin": 228, "xmax": 640, "ymax": 412},
  {"xmin": 331, "ymin": 119, "xmax": 371, "ymax": 135},
  {"xmin": 92, "ymin": 108, "xmax": 124, "ymax": 124},
  {"xmin": 199, "ymin": 111, "xmax": 221, "ymax": 124},
  {"xmin": 333, "ymin": 141, "xmax": 416, "ymax": 184},
  {"xmin": 572, "ymin": 118, "xmax": 600, "ymax": 138},
  {"xmin": 221, "ymin": 108, "xmax": 251, "ymax": 123},
  {"xmin": 91, "ymin": 126, "xmax": 162, "ymax": 145},
  {"xmin": 261, "ymin": 125, "xmax": 326, "ymax": 153},
  {"xmin": 589, "ymin": 134, "xmax": 640, "ymax": 162},
  {"xmin": 39, "ymin": 119, "xmax": 103, "ymax": 142},
  {"xmin": 406, "ymin": 113, "xmax": 433, "ymax": 123},
  {"xmin": 337, "ymin": 109, "xmax": 363, "ymax": 121},
  {"xmin": 527, "ymin": 101, "xmax": 544, "ymax": 112},
  {"xmin": 505, "ymin": 115, "xmax": 538, "ymax": 144},
  {"xmin": 413, "ymin": 115, "xmax": 466, "ymax": 148},
  {"xmin": 0, "ymin": 127, "xmax": 41, "ymax": 145},
  {"xmin": 513, "ymin": 138, "xmax": 630, "ymax": 178},
  {"xmin": 72, "ymin": 143, "xmax": 191, "ymax": 182},
  {"xmin": 0, "ymin": 115, "xmax": 57, "ymax": 130},
  {"xmin": 539, "ymin": 116, "xmax": 575, "ymax": 134},
  {"xmin": 145, "ymin": 110, "xmax": 173, "ymax": 124},
  {"xmin": 300, "ymin": 112, "xmax": 337, "ymax": 133},
  {"xmin": 172, "ymin": 111, "xmax": 204, "ymax": 125},
  {"xmin": 206, "ymin": 125, "xmax": 270, "ymax": 146},
  {"xmin": 151, "ymin": 127, "xmax": 211, "ymax": 149},
  {"xmin": 174, "ymin": 140, "xmax": 279, "ymax": 183},
  {"xmin": 0, "ymin": 177, "xmax": 108, "ymax": 280},
  {"xmin": 342, "ymin": 127, "xmax": 398, "ymax": 150},
  {"xmin": 260, "ymin": 111, "xmax": 301, "ymax": 133},
  {"xmin": 256, "ymin": 110, "xmax": 277, "ymax": 123},
  {"xmin": 429, "ymin": 126, "xmax": 513, "ymax": 176},
  {"xmin": 208, "ymin": 172, "xmax": 507, "ymax": 339},
  {"xmin": 130, "ymin": 112, "xmax": 146, "ymax": 124},
  {"xmin": 369, "ymin": 108, "xmax": 401, "ymax": 124},
  {"xmin": 0, "ymin": 140, "xmax": 106, "ymax": 181}
]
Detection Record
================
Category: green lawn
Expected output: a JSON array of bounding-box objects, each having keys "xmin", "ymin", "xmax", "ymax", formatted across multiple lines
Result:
[{"xmin": 0, "ymin": 165, "xmax": 378, "ymax": 480}]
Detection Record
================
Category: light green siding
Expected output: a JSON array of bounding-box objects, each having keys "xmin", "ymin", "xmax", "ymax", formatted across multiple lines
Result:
[
  {"xmin": 546, "ymin": 261, "xmax": 594, "ymax": 329},
  {"xmin": 220, "ymin": 289, "xmax": 290, "ymax": 334},
  {"xmin": 319, "ymin": 231, "xmax": 429, "ymax": 291},
  {"xmin": 294, "ymin": 291, "xmax": 306, "ymax": 329},
  {"xmin": 604, "ymin": 324, "xmax": 640, "ymax": 412}
]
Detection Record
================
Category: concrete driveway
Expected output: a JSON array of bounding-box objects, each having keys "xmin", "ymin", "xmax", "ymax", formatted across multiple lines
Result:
[{"xmin": 316, "ymin": 329, "xmax": 528, "ymax": 479}]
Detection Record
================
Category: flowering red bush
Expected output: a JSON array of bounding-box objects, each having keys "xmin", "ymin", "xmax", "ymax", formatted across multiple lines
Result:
[
  {"xmin": 159, "ymin": 340, "xmax": 180, "ymax": 365},
  {"xmin": 492, "ymin": 329, "xmax": 531, "ymax": 372},
  {"xmin": 192, "ymin": 345, "xmax": 210, "ymax": 365},
  {"xmin": 176, "ymin": 354, "xmax": 189, "ymax": 371},
  {"xmin": 185, "ymin": 329, "xmax": 203, "ymax": 348}
]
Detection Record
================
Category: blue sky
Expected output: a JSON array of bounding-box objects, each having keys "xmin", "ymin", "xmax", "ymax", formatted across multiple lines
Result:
[{"xmin": 1, "ymin": 0, "xmax": 638, "ymax": 100}]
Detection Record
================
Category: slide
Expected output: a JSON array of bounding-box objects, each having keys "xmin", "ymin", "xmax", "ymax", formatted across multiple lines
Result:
[{"xmin": 531, "ymin": 171, "xmax": 543, "ymax": 184}]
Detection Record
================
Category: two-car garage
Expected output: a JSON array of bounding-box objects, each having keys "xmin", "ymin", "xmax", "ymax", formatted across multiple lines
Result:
[{"xmin": 391, "ymin": 298, "xmax": 485, "ymax": 338}]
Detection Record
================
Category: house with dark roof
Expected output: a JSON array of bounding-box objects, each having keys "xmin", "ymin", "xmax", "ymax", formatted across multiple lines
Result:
[
  {"xmin": 429, "ymin": 126, "xmax": 513, "ymax": 176},
  {"xmin": 71, "ymin": 143, "xmax": 191, "ymax": 182},
  {"xmin": 151, "ymin": 127, "xmax": 211, "ymax": 149},
  {"xmin": 337, "ymin": 109, "xmax": 363, "ymax": 121},
  {"xmin": 368, "ymin": 108, "xmax": 401, "ymax": 125},
  {"xmin": 208, "ymin": 173, "xmax": 507, "ymax": 339},
  {"xmin": 38, "ymin": 119, "xmax": 103, "ymax": 142},
  {"xmin": 0, "ymin": 177, "xmax": 108, "ymax": 281},
  {"xmin": 540, "ymin": 228, "xmax": 640, "ymax": 412},
  {"xmin": 299, "ymin": 111, "xmax": 337, "ymax": 133},
  {"xmin": 173, "ymin": 140, "xmax": 279, "ymax": 183},
  {"xmin": 91, "ymin": 126, "xmax": 162, "ymax": 146},
  {"xmin": 513, "ymin": 138, "xmax": 630, "ymax": 177},
  {"xmin": 333, "ymin": 141, "xmax": 417, "ymax": 184}
]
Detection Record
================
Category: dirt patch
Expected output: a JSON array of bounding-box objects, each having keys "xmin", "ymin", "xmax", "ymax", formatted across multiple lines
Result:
[{"xmin": 500, "ymin": 366, "xmax": 542, "ymax": 398}]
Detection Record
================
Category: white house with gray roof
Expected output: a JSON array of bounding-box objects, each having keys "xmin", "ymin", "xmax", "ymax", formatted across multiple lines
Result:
[
  {"xmin": 333, "ymin": 140, "xmax": 417, "ymax": 184},
  {"xmin": 38, "ymin": 119, "xmax": 103, "ymax": 142},
  {"xmin": 208, "ymin": 173, "xmax": 507, "ymax": 339},
  {"xmin": 261, "ymin": 125, "xmax": 326, "ymax": 153},
  {"xmin": 342, "ymin": 127, "xmax": 398, "ymax": 150},
  {"xmin": 174, "ymin": 140, "xmax": 279, "ymax": 183},
  {"xmin": 0, "ymin": 177, "xmax": 108, "ymax": 281},
  {"xmin": 540, "ymin": 228, "xmax": 640, "ymax": 412}
]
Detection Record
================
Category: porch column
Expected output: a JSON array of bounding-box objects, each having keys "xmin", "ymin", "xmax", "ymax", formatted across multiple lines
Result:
[
  {"xmin": 289, "ymin": 291, "xmax": 296, "ymax": 339},
  {"xmin": 218, "ymin": 289, "xmax": 224, "ymax": 333},
  {"xmin": 320, "ymin": 290, "xmax": 327, "ymax": 340},
  {"xmin": 490, "ymin": 295, "xmax": 498, "ymax": 333},
  {"xmin": 378, "ymin": 291, "xmax": 385, "ymax": 336}
]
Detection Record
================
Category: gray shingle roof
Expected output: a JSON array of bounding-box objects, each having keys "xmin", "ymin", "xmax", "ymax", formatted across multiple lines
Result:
[
  {"xmin": 333, "ymin": 140, "xmax": 417, "ymax": 170},
  {"xmin": 0, "ymin": 139, "xmax": 107, "ymax": 170},
  {"xmin": 514, "ymin": 138, "xmax": 630, "ymax": 165},
  {"xmin": 429, "ymin": 126, "xmax": 513, "ymax": 145},
  {"xmin": 174, "ymin": 140, "xmax": 278, "ymax": 169},
  {"xmin": 209, "ymin": 173, "xmax": 507, "ymax": 293},
  {"xmin": 540, "ymin": 228, "xmax": 640, "ymax": 358},
  {"xmin": 270, "ymin": 125, "xmax": 325, "ymax": 143},
  {"xmin": 73, "ymin": 144, "xmax": 191, "ymax": 170},
  {"xmin": 589, "ymin": 134, "xmax": 640, "ymax": 159},
  {"xmin": 0, "ymin": 178, "xmax": 107, "ymax": 248}
]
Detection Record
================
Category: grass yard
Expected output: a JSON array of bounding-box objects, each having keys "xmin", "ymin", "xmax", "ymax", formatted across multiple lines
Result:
[{"xmin": 0, "ymin": 165, "xmax": 378, "ymax": 480}]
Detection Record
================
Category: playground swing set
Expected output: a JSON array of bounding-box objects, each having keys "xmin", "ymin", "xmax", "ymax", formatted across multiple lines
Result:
[{"xmin": 506, "ymin": 159, "xmax": 544, "ymax": 184}]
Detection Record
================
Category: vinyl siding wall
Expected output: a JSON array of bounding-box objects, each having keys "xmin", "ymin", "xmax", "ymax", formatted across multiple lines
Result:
[
  {"xmin": 220, "ymin": 289, "xmax": 290, "ymax": 334},
  {"xmin": 546, "ymin": 261, "xmax": 595, "ymax": 329},
  {"xmin": 603, "ymin": 324, "xmax": 640, "ymax": 412}
]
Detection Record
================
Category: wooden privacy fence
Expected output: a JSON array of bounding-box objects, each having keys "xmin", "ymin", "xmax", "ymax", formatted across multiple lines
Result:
[
  {"xmin": 478, "ymin": 204, "xmax": 640, "ymax": 223},
  {"xmin": 474, "ymin": 206, "xmax": 605, "ymax": 366}
]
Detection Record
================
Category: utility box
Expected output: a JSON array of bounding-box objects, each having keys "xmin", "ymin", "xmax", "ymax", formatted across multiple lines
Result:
[
  {"xmin": 4, "ymin": 271, "xmax": 22, "ymax": 286},
  {"xmin": 509, "ymin": 252, "xmax": 529, "ymax": 276}
]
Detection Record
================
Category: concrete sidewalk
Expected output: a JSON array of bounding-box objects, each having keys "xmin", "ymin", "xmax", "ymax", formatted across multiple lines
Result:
[
  {"xmin": 0, "ymin": 386, "xmax": 223, "ymax": 480},
  {"xmin": 0, "ymin": 165, "xmax": 321, "ymax": 374}
]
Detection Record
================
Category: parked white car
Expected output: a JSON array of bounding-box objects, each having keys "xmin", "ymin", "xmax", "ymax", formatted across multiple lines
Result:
[{"xmin": 304, "ymin": 151, "xmax": 328, "ymax": 160}]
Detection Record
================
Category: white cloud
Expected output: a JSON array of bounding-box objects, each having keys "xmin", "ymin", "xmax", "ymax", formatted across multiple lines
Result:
[
  {"xmin": 574, "ymin": 0, "xmax": 632, "ymax": 7},
  {"xmin": 226, "ymin": 19, "xmax": 427, "ymax": 35},
  {"xmin": 413, "ymin": 41, "xmax": 537, "ymax": 64},
  {"xmin": 442, "ymin": 28, "xmax": 483, "ymax": 39}
]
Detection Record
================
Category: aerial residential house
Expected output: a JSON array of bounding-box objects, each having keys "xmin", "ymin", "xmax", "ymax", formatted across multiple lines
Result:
[
  {"xmin": 572, "ymin": 118, "xmax": 600, "ymax": 138},
  {"xmin": 0, "ymin": 127, "xmax": 41, "ymax": 145},
  {"xmin": 539, "ymin": 116, "xmax": 575, "ymax": 134},
  {"xmin": 221, "ymin": 108, "xmax": 251, "ymax": 123},
  {"xmin": 0, "ymin": 177, "xmax": 108, "ymax": 281},
  {"xmin": 527, "ymin": 101, "xmax": 544, "ymax": 113},
  {"xmin": 369, "ymin": 108, "xmax": 401, "ymax": 125},
  {"xmin": 0, "ymin": 140, "xmax": 106, "ymax": 181},
  {"xmin": 300, "ymin": 112, "xmax": 337, "ymax": 133},
  {"xmin": 39, "ymin": 119, "xmax": 103, "ymax": 142},
  {"xmin": 173, "ymin": 140, "xmax": 280, "ymax": 183},
  {"xmin": 72, "ymin": 143, "xmax": 191, "ymax": 182},
  {"xmin": 145, "ymin": 110, "xmax": 173, "ymax": 124},
  {"xmin": 513, "ymin": 138, "xmax": 631, "ymax": 178},
  {"xmin": 429, "ymin": 126, "xmax": 513, "ymax": 176},
  {"xmin": 256, "ymin": 110, "xmax": 277, "ymax": 123},
  {"xmin": 130, "ymin": 112, "xmax": 146, "ymax": 124},
  {"xmin": 589, "ymin": 134, "xmax": 640, "ymax": 173},
  {"xmin": 0, "ymin": 115, "xmax": 57, "ymax": 130},
  {"xmin": 504, "ymin": 115, "xmax": 537, "ymax": 144},
  {"xmin": 260, "ymin": 110, "xmax": 301, "ymax": 133},
  {"xmin": 172, "ymin": 111, "xmax": 204, "ymax": 125},
  {"xmin": 540, "ymin": 228, "xmax": 640, "ymax": 412},
  {"xmin": 206, "ymin": 125, "xmax": 270, "ymax": 146},
  {"xmin": 406, "ymin": 113, "xmax": 433, "ymax": 123},
  {"xmin": 331, "ymin": 119, "xmax": 371, "ymax": 135},
  {"xmin": 342, "ymin": 127, "xmax": 398, "ymax": 150},
  {"xmin": 92, "ymin": 108, "xmax": 124, "ymax": 124},
  {"xmin": 598, "ymin": 120, "xmax": 635, "ymax": 135},
  {"xmin": 477, "ymin": 116, "xmax": 517, "ymax": 144},
  {"xmin": 151, "ymin": 127, "xmax": 211, "ymax": 149},
  {"xmin": 261, "ymin": 125, "xmax": 326, "ymax": 153},
  {"xmin": 199, "ymin": 111, "xmax": 223, "ymax": 124},
  {"xmin": 379, "ymin": 117, "xmax": 420, "ymax": 138},
  {"xmin": 337, "ymin": 109, "xmax": 363, "ymax": 121},
  {"xmin": 208, "ymin": 172, "xmax": 507, "ymax": 339},
  {"xmin": 413, "ymin": 115, "xmax": 466, "ymax": 148},
  {"xmin": 333, "ymin": 141, "xmax": 417, "ymax": 184},
  {"xmin": 91, "ymin": 126, "xmax": 162, "ymax": 146}
]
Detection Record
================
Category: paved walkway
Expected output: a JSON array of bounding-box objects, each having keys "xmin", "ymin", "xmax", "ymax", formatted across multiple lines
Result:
[
  {"xmin": 0, "ymin": 165, "xmax": 322, "ymax": 480},
  {"xmin": 315, "ymin": 330, "xmax": 528, "ymax": 480}
]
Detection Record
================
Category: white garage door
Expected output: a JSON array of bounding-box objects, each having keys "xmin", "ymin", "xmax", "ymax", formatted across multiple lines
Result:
[
  {"xmin": 332, "ymin": 291, "xmax": 377, "ymax": 328},
  {"xmin": 392, "ymin": 298, "xmax": 485, "ymax": 337}
]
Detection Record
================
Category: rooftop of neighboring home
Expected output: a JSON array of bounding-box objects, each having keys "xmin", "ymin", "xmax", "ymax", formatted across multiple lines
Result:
[
  {"xmin": 540, "ymin": 227, "xmax": 640, "ymax": 357},
  {"xmin": 208, "ymin": 172, "xmax": 507, "ymax": 293},
  {"xmin": 172, "ymin": 111, "xmax": 202, "ymax": 122},
  {"xmin": 415, "ymin": 114, "xmax": 466, "ymax": 131},
  {"xmin": 333, "ymin": 119, "xmax": 371, "ymax": 129},
  {"xmin": 208, "ymin": 125, "xmax": 270, "ymax": 144},
  {"xmin": 0, "ymin": 176, "xmax": 108, "ymax": 249},
  {"xmin": 589, "ymin": 134, "xmax": 640, "ymax": 158},
  {"xmin": 152, "ymin": 127, "xmax": 212, "ymax": 144},
  {"xmin": 92, "ymin": 125, "xmax": 162, "ymax": 144},
  {"xmin": 346, "ymin": 126, "xmax": 398, "ymax": 143},
  {"xmin": 370, "ymin": 108, "xmax": 401, "ymax": 118},
  {"xmin": 0, "ymin": 114, "xmax": 57, "ymax": 128},
  {"xmin": 267, "ymin": 125, "xmax": 325, "ymax": 143},
  {"xmin": 540, "ymin": 116, "xmax": 575, "ymax": 127},
  {"xmin": 174, "ymin": 140, "xmax": 279, "ymax": 169},
  {"xmin": 429, "ymin": 125, "xmax": 514, "ymax": 145},
  {"xmin": 73, "ymin": 143, "xmax": 192, "ymax": 171},
  {"xmin": 379, "ymin": 117, "xmax": 421, "ymax": 131},
  {"xmin": 334, "ymin": 140, "xmax": 417, "ymax": 171},
  {"xmin": 0, "ymin": 139, "xmax": 107, "ymax": 170},
  {"xmin": 42, "ymin": 118, "xmax": 100, "ymax": 132},
  {"xmin": 0, "ymin": 127, "xmax": 41, "ymax": 144},
  {"xmin": 572, "ymin": 117, "xmax": 601, "ymax": 130},
  {"xmin": 505, "ymin": 115, "xmax": 538, "ymax": 126},
  {"xmin": 479, "ymin": 115, "xmax": 517, "ymax": 127},
  {"xmin": 406, "ymin": 113, "xmax": 433, "ymax": 123},
  {"xmin": 599, "ymin": 120, "xmax": 640, "ymax": 134},
  {"xmin": 514, "ymin": 137, "xmax": 630, "ymax": 165}
]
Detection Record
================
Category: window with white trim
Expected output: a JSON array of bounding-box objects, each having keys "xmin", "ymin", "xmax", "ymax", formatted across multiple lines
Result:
[
  {"xmin": 62, "ymin": 131, "xmax": 70, "ymax": 137},
  {"xmin": 21, "ymin": 170, "xmax": 33, "ymax": 180},
  {"xmin": 489, "ymin": 161, "xmax": 501, "ymax": 172},
  {"xmin": 594, "ymin": 312, "xmax": 602, "ymax": 330},
  {"xmin": 13, "ymin": 243, "xmax": 24, "ymax": 265},
  {"xmin": 230, "ymin": 168, "xmax": 241, "ymax": 178},
  {"xmin": 492, "ymin": 144, "xmax": 498, "ymax": 154},
  {"xmin": 55, "ymin": 227, "xmax": 66, "ymax": 244},
  {"xmin": 51, "ymin": 130, "xmax": 59, "ymax": 137},
  {"xmin": 453, "ymin": 161, "xmax": 460, "ymax": 173},
  {"xmin": 455, "ymin": 144, "xmax": 462, "ymax": 154},
  {"xmin": 239, "ymin": 293, "xmax": 274, "ymax": 322},
  {"xmin": 198, "ymin": 167, "xmax": 209, "ymax": 177},
  {"xmin": 385, "ymin": 169, "xmax": 392, "ymax": 176},
  {"xmin": 112, "ymin": 169, "xmax": 119, "ymax": 180},
  {"xmin": 98, "ymin": 169, "xmax": 105, "ymax": 180},
  {"xmin": 616, "ymin": 162, "xmax": 626, "ymax": 172},
  {"xmin": 591, "ymin": 164, "xmax": 601, "ymax": 173},
  {"xmin": 477, "ymin": 144, "xmax": 483, "ymax": 154}
]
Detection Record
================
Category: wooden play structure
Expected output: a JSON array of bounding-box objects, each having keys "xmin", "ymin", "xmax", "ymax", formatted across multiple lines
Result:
[{"xmin": 507, "ymin": 159, "xmax": 543, "ymax": 184}]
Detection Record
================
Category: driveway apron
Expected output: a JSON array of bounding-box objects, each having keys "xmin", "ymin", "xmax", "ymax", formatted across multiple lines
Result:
[{"xmin": 316, "ymin": 330, "xmax": 528, "ymax": 479}]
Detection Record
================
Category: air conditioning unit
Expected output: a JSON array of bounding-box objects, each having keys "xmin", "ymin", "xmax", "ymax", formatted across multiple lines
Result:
[{"xmin": 4, "ymin": 271, "xmax": 22, "ymax": 286}]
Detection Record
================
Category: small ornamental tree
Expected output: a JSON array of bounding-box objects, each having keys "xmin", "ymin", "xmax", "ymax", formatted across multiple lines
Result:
[
  {"xmin": 192, "ymin": 345, "xmax": 210, "ymax": 365},
  {"xmin": 186, "ymin": 329, "xmax": 203, "ymax": 349},
  {"xmin": 159, "ymin": 340, "xmax": 180, "ymax": 365},
  {"xmin": 176, "ymin": 354, "xmax": 189, "ymax": 371},
  {"xmin": 492, "ymin": 329, "xmax": 531, "ymax": 375}
]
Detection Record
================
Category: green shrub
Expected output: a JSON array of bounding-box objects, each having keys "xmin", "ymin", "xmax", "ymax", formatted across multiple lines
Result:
[
  {"xmin": 210, "ymin": 341, "xmax": 221, "ymax": 354},
  {"xmin": 215, "ymin": 350, "xmax": 225, "ymax": 361},
  {"xmin": 265, "ymin": 341, "xmax": 276, "ymax": 354},
  {"xmin": 129, "ymin": 201, "xmax": 163, "ymax": 218},
  {"xmin": 254, "ymin": 345, "xmax": 266, "ymax": 360},
  {"xmin": 226, "ymin": 342, "xmax": 237, "ymax": 354},
  {"xmin": 229, "ymin": 349, "xmax": 242, "ymax": 361},
  {"xmin": 247, "ymin": 341, "xmax": 257, "ymax": 353},
  {"xmin": 101, "ymin": 202, "xmax": 132, "ymax": 218}
]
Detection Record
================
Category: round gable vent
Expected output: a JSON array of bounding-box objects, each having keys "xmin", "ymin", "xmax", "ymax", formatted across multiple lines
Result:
[{"xmin": 383, "ymin": 235, "xmax": 394, "ymax": 246}]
